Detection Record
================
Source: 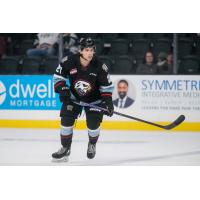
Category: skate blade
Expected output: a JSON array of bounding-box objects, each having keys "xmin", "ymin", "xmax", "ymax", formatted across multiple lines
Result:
[{"xmin": 51, "ymin": 156, "xmax": 69, "ymax": 163}]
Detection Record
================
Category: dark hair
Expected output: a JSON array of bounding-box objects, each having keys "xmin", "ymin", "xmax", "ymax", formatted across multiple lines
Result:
[
  {"xmin": 118, "ymin": 79, "xmax": 129, "ymax": 87},
  {"xmin": 143, "ymin": 51, "xmax": 155, "ymax": 64}
]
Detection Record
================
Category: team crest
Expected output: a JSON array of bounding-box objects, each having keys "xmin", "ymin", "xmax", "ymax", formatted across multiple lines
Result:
[{"xmin": 74, "ymin": 80, "xmax": 92, "ymax": 96}]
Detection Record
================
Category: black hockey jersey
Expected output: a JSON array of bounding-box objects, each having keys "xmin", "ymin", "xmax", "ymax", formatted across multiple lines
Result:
[{"xmin": 53, "ymin": 54, "xmax": 114, "ymax": 103}]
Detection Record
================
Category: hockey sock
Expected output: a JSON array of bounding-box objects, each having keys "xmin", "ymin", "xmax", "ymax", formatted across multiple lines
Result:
[
  {"xmin": 88, "ymin": 127, "xmax": 100, "ymax": 144},
  {"xmin": 60, "ymin": 134, "xmax": 73, "ymax": 148},
  {"xmin": 60, "ymin": 125, "xmax": 73, "ymax": 148},
  {"xmin": 89, "ymin": 135, "xmax": 99, "ymax": 144}
]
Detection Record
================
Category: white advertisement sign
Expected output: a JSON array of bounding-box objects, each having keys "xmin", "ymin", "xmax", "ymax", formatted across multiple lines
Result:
[{"xmin": 111, "ymin": 75, "xmax": 200, "ymax": 122}]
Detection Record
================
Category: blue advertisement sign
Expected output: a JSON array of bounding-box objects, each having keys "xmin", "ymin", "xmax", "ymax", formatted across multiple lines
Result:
[{"xmin": 0, "ymin": 75, "xmax": 62, "ymax": 110}]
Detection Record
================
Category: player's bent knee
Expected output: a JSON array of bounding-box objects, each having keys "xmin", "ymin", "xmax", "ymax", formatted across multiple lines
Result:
[
  {"xmin": 86, "ymin": 113, "xmax": 102, "ymax": 130},
  {"xmin": 87, "ymin": 119, "xmax": 101, "ymax": 130}
]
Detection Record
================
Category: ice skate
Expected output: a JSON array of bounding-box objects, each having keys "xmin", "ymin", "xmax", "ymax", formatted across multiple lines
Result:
[
  {"xmin": 87, "ymin": 142, "xmax": 96, "ymax": 159},
  {"xmin": 52, "ymin": 146, "xmax": 71, "ymax": 162}
]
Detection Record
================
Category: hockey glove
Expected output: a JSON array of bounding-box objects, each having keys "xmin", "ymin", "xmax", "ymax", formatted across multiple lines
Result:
[
  {"xmin": 59, "ymin": 86, "xmax": 71, "ymax": 103},
  {"xmin": 102, "ymin": 96, "xmax": 114, "ymax": 117}
]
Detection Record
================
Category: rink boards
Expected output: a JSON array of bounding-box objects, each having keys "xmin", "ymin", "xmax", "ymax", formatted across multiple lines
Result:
[{"xmin": 0, "ymin": 75, "xmax": 200, "ymax": 131}]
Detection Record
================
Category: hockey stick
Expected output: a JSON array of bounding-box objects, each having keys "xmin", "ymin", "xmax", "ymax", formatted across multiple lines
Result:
[{"xmin": 74, "ymin": 101, "xmax": 185, "ymax": 130}]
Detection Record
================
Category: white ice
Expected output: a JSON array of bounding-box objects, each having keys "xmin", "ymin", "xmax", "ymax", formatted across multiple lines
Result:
[{"xmin": 0, "ymin": 128, "xmax": 200, "ymax": 166}]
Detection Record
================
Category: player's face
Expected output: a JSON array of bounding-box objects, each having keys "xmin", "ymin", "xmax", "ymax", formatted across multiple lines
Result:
[
  {"xmin": 81, "ymin": 47, "xmax": 95, "ymax": 61},
  {"xmin": 117, "ymin": 82, "xmax": 128, "ymax": 99}
]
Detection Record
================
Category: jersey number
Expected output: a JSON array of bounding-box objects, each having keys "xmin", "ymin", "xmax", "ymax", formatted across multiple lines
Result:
[{"xmin": 56, "ymin": 65, "xmax": 62, "ymax": 74}]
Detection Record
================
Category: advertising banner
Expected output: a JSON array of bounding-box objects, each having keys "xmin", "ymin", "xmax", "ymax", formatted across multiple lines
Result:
[
  {"xmin": 112, "ymin": 75, "xmax": 200, "ymax": 122},
  {"xmin": 0, "ymin": 75, "xmax": 61, "ymax": 110},
  {"xmin": 0, "ymin": 75, "xmax": 199, "ymax": 128}
]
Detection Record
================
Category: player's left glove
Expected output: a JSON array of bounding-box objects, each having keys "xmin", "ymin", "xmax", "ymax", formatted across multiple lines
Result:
[{"xmin": 102, "ymin": 96, "xmax": 114, "ymax": 117}]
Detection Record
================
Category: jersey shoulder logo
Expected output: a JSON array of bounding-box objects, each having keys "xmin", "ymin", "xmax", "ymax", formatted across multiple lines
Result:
[{"xmin": 102, "ymin": 63, "xmax": 108, "ymax": 72}]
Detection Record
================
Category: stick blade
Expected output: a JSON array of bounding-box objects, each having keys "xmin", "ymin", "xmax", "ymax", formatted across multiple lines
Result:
[{"xmin": 165, "ymin": 115, "xmax": 185, "ymax": 130}]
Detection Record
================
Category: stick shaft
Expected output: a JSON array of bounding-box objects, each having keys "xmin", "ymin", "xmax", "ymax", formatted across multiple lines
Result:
[
  {"xmin": 77, "ymin": 101, "xmax": 169, "ymax": 130},
  {"xmin": 75, "ymin": 101, "xmax": 185, "ymax": 130},
  {"xmin": 113, "ymin": 111, "xmax": 167, "ymax": 129}
]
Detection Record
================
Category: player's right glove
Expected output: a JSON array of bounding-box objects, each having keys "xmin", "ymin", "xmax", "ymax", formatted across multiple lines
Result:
[
  {"xmin": 101, "ymin": 96, "xmax": 114, "ymax": 117},
  {"xmin": 59, "ymin": 86, "xmax": 71, "ymax": 103}
]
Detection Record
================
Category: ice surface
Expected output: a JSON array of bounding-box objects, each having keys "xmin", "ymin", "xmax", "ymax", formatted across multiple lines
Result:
[{"xmin": 0, "ymin": 128, "xmax": 200, "ymax": 166}]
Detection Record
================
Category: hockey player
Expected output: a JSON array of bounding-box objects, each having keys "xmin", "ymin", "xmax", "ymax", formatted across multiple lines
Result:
[{"xmin": 52, "ymin": 37, "xmax": 114, "ymax": 161}]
